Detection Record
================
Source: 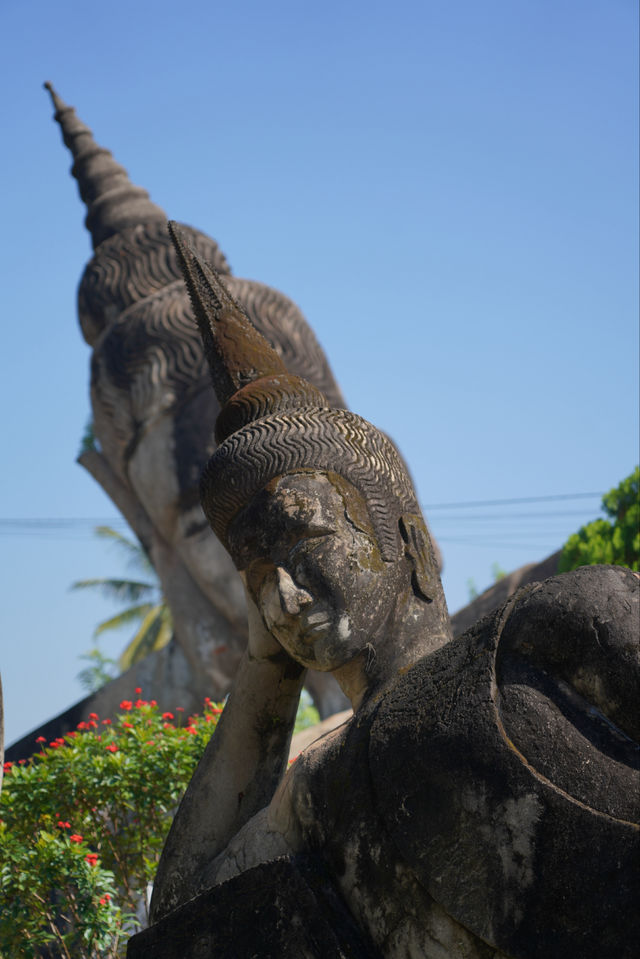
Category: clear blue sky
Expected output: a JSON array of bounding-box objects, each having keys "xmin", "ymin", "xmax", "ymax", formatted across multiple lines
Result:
[{"xmin": 1, "ymin": 0, "xmax": 637, "ymax": 746}]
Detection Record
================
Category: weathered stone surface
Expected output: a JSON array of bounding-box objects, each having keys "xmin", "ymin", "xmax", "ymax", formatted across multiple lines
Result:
[
  {"xmin": 368, "ymin": 566, "xmax": 639, "ymax": 959},
  {"xmin": 46, "ymin": 84, "xmax": 348, "ymax": 719},
  {"xmin": 127, "ymin": 856, "xmax": 380, "ymax": 959},
  {"xmin": 135, "ymin": 224, "xmax": 639, "ymax": 959}
]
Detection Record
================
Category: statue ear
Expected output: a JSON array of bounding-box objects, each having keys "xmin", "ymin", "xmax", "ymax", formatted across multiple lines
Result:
[{"xmin": 399, "ymin": 514, "xmax": 436, "ymax": 603}]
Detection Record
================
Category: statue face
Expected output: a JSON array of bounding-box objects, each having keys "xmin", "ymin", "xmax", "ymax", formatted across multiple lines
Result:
[{"xmin": 227, "ymin": 473, "xmax": 400, "ymax": 670}]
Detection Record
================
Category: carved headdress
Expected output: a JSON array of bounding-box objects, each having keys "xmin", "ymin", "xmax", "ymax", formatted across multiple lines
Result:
[{"xmin": 169, "ymin": 223, "xmax": 425, "ymax": 566}]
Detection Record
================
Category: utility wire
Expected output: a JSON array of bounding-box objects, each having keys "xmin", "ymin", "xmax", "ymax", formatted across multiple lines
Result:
[
  {"xmin": 0, "ymin": 491, "xmax": 603, "ymax": 529},
  {"xmin": 421, "ymin": 492, "xmax": 602, "ymax": 510}
]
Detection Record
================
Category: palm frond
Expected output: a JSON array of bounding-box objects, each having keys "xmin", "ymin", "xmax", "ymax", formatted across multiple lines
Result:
[
  {"xmin": 93, "ymin": 603, "xmax": 156, "ymax": 638},
  {"xmin": 71, "ymin": 578, "xmax": 157, "ymax": 603},
  {"xmin": 94, "ymin": 525, "xmax": 155, "ymax": 575},
  {"xmin": 118, "ymin": 605, "xmax": 173, "ymax": 671}
]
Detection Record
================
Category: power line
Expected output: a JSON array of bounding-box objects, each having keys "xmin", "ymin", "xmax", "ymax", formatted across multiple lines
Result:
[
  {"xmin": 0, "ymin": 492, "xmax": 603, "ymax": 529},
  {"xmin": 421, "ymin": 492, "xmax": 603, "ymax": 510}
]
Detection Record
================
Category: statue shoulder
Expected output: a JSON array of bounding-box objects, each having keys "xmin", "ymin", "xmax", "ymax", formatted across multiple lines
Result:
[{"xmin": 366, "ymin": 564, "xmax": 639, "ymax": 959}]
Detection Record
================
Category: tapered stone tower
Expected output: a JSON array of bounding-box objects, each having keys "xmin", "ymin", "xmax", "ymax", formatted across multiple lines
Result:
[{"xmin": 46, "ymin": 83, "xmax": 348, "ymax": 717}]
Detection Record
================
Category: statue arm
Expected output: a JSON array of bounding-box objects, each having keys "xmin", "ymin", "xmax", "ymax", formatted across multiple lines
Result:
[{"xmin": 150, "ymin": 591, "xmax": 305, "ymax": 921}]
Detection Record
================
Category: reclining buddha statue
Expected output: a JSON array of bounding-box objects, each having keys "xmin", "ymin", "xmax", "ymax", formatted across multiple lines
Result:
[{"xmin": 129, "ymin": 224, "xmax": 639, "ymax": 959}]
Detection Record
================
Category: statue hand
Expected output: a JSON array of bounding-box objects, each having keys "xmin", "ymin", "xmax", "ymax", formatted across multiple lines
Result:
[{"xmin": 244, "ymin": 585, "xmax": 287, "ymax": 662}]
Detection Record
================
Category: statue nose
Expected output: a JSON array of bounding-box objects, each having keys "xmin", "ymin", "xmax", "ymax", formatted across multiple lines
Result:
[{"xmin": 276, "ymin": 567, "xmax": 313, "ymax": 616}]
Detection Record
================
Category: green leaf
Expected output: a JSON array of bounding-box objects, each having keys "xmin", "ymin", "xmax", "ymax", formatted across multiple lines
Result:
[{"xmin": 118, "ymin": 605, "xmax": 173, "ymax": 671}]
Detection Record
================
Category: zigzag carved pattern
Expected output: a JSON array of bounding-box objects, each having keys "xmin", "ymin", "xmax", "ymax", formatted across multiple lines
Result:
[
  {"xmin": 90, "ymin": 278, "xmax": 344, "ymax": 461},
  {"xmin": 215, "ymin": 376, "xmax": 328, "ymax": 444},
  {"xmin": 78, "ymin": 220, "xmax": 230, "ymax": 345},
  {"xmin": 200, "ymin": 409, "xmax": 419, "ymax": 562}
]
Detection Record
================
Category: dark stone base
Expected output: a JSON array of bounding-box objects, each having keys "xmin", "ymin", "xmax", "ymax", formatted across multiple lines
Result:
[{"xmin": 127, "ymin": 856, "xmax": 380, "ymax": 959}]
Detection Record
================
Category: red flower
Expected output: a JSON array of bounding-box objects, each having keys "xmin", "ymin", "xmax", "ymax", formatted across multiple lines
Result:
[
  {"xmin": 135, "ymin": 699, "xmax": 147, "ymax": 708},
  {"xmin": 99, "ymin": 894, "xmax": 111, "ymax": 905},
  {"xmin": 67, "ymin": 731, "xmax": 78, "ymax": 738},
  {"xmin": 186, "ymin": 726, "xmax": 197, "ymax": 736},
  {"xmin": 77, "ymin": 721, "xmax": 88, "ymax": 730},
  {"xmin": 57, "ymin": 821, "xmax": 71, "ymax": 829},
  {"xmin": 18, "ymin": 759, "xmax": 26, "ymax": 765},
  {"xmin": 102, "ymin": 719, "xmax": 112, "ymax": 725},
  {"xmin": 163, "ymin": 723, "xmax": 173, "ymax": 730},
  {"xmin": 176, "ymin": 707, "xmax": 184, "ymax": 712},
  {"xmin": 145, "ymin": 740, "xmax": 155, "ymax": 746},
  {"xmin": 134, "ymin": 687, "xmax": 142, "ymax": 694},
  {"xmin": 150, "ymin": 699, "xmax": 157, "ymax": 707},
  {"xmin": 85, "ymin": 853, "xmax": 99, "ymax": 866},
  {"xmin": 122, "ymin": 721, "xmax": 133, "ymax": 729},
  {"xmin": 70, "ymin": 834, "xmax": 84, "ymax": 843},
  {"xmin": 162, "ymin": 712, "xmax": 174, "ymax": 720},
  {"xmin": 3, "ymin": 762, "xmax": 12, "ymax": 772},
  {"xmin": 88, "ymin": 712, "xmax": 99, "ymax": 720},
  {"xmin": 49, "ymin": 741, "xmax": 60, "ymax": 749},
  {"xmin": 88, "ymin": 721, "xmax": 98, "ymax": 729},
  {"xmin": 36, "ymin": 736, "xmax": 46, "ymax": 743},
  {"xmin": 119, "ymin": 700, "xmax": 133, "ymax": 711},
  {"xmin": 105, "ymin": 743, "xmax": 118, "ymax": 753}
]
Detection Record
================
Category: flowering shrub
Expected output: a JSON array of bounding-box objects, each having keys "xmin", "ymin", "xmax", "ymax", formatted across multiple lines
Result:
[{"xmin": 0, "ymin": 692, "xmax": 223, "ymax": 958}]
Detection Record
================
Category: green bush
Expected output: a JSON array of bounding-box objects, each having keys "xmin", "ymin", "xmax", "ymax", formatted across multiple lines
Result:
[
  {"xmin": 1, "ymin": 694, "xmax": 222, "ymax": 957},
  {"xmin": 559, "ymin": 467, "xmax": 639, "ymax": 572}
]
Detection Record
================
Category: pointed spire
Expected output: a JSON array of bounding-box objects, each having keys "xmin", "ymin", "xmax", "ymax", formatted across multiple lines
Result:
[
  {"xmin": 168, "ymin": 221, "xmax": 328, "ymax": 442},
  {"xmin": 44, "ymin": 82, "xmax": 166, "ymax": 249}
]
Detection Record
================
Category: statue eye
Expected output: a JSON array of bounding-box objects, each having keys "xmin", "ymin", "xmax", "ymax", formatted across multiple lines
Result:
[
  {"xmin": 293, "ymin": 563, "xmax": 310, "ymax": 586},
  {"xmin": 306, "ymin": 523, "xmax": 336, "ymax": 537},
  {"xmin": 245, "ymin": 558, "xmax": 274, "ymax": 595}
]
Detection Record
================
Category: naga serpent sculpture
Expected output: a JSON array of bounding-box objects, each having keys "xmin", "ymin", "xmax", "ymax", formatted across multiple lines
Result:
[{"xmin": 45, "ymin": 83, "xmax": 348, "ymax": 716}]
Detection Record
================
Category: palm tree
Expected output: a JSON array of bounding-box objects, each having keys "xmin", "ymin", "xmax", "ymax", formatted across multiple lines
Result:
[{"xmin": 72, "ymin": 526, "xmax": 173, "ymax": 680}]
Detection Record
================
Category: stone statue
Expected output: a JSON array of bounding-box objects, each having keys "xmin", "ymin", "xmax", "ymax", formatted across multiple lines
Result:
[
  {"xmin": 131, "ymin": 226, "xmax": 639, "ymax": 959},
  {"xmin": 45, "ymin": 84, "xmax": 349, "ymax": 717}
]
